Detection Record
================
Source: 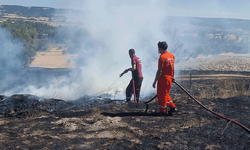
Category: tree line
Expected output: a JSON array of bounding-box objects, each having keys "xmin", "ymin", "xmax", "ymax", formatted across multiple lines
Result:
[
  {"xmin": 1, "ymin": 20, "xmax": 56, "ymax": 67},
  {"xmin": 1, "ymin": 20, "xmax": 90, "ymax": 68},
  {"xmin": 2, "ymin": 19, "xmax": 249, "ymax": 68}
]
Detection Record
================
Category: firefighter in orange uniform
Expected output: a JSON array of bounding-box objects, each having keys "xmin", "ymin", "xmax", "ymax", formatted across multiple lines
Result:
[{"xmin": 153, "ymin": 41, "xmax": 177, "ymax": 115}]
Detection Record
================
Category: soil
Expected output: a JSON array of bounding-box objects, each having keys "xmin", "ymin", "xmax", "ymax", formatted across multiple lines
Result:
[{"xmin": 0, "ymin": 71, "xmax": 250, "ymax": 149}]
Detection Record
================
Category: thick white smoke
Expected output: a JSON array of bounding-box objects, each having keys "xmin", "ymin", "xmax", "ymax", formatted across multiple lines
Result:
[
  {"xmin": 65, "ymin": 0, "xmax": 171, "ymax": 99},
  {"xmin": 0, "ymin": 27, "xmax": 24, "ymax": 93},
  {"xmin": 0, "ymin": 28, "xmax": 23, "ymax": 70},
  {"xmin": 2, "ymin": 0, "xmax": 179, "ymax": 100}
]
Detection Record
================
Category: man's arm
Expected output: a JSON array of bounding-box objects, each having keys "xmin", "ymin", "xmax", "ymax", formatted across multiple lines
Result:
[
  {"xmin": 120, "ymin": 64, "xmax": 136, "ymax": 77},
  {"xmin": 126, "ymin": 64, "xmax": 136, "ymax": 72},
  {"xmin": 152, "ymin": 68, "xmax": 162, "ymax": 88}
]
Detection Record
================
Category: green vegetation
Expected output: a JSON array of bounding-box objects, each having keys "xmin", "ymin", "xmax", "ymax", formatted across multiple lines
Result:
[
  {"xmin": 1, "ymin": 15, "xmax": 250, "ymax": 68},
  {"xmin": 1, "ymin": 20, "xmax": 56, "ymax": 67},
  {"xmin": 1, "ymin": 20, "xmax": 88, "ymax": 67}
]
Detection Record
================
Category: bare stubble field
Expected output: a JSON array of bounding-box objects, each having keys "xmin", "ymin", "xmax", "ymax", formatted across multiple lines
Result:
[{"xmin": 0, "ymin": 69, "xmax": 250, "ymax": 149}]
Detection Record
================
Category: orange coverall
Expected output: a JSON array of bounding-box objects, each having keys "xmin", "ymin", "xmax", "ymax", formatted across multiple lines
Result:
[{"xmin": 157, "ymin": 51, "xmax": 176, "ymax": 113}]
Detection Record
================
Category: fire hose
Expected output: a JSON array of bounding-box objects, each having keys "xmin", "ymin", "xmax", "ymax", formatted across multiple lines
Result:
[{"xmin": 144, "ymin": 80, "xmax": 250, "ymax": 134}]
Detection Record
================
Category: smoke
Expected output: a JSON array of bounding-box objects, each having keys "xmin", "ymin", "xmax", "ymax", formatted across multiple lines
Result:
[
  {"xmin": 1, "ymin": 0, "xmax": 192, "ymax": 100},
  {"xmin": 59, "ymin": 0, "xmax": 172, "ymax": 99},
  {"xmin": 0, "ymin": 28, "xmax": 23, "ymax": 70},
  {"xmin": 2, "ymin": 1, "xmax": 249, "ymax": 100},
  {"xmin": 70, "ymin": 0, "xmax": 168, "ymax": 91},
  {"xmin": 23, "ymin": 0, "xmax": 171, "ymax": 100},
  {"xmin": 2, "ymin": 0, "xmax": 219, "ymax": 100},
  {"xmin": 0, "ymin": 27, "xmax": 24, "ymax": 92}
]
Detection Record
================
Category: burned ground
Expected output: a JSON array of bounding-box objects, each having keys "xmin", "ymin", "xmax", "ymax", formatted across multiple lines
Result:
[{"xmin": 0, "ymin": 71, "xmax": 250, "ymax": 149}]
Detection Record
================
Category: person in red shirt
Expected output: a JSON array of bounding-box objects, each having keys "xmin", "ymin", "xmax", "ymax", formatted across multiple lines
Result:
[
  {"xmin": 121, "ymin": 49, "xmax": 143, "ymax": 103},
  {"xmin": 153, "ymin": 41, "xmax": 177, "ymax": 115}
]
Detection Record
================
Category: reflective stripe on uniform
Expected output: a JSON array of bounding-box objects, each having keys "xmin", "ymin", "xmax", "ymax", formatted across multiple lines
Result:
[
  {"xmin": 159, "ymin": 105, "xmax": 167, "ymax": 108},
  {"xmin": 167, "ymin": 101, "xmax": 173, "ymax": 104}
]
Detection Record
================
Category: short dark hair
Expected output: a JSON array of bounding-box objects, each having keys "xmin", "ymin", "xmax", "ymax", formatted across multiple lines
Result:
[
  {"xmin": 129, "ymin": 49, "xmax": 135, "ymax": 54},
  {"xmin": 158, "ymin": 41, "xmax": 168, "ymax": 51}
]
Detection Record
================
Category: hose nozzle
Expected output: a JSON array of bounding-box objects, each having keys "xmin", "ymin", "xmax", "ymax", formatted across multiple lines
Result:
[{"xmin": 120, "ymin": 71, "xmax": 126, "ymax": 77}]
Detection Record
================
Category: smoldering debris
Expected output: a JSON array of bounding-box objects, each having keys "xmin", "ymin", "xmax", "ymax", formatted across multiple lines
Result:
[{"xmin": 0, "ymin": 94, "xmax": 124, "ymax": 118}]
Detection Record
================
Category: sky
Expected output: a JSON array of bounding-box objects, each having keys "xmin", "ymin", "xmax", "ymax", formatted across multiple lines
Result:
[{"xmin": 1, "ymin": 0, "xmax": 250, "ymax": 20}]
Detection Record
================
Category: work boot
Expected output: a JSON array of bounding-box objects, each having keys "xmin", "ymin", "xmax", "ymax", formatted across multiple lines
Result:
[
  {"xmin": 168, "ymin": 107, "xmax": 177, "ymax": 116},
  {"xmin": 169, "ymin": 107, "xmax": 177, "ymax": 112},
  {"xmin": 126, "ymin": 99, "xmax": 131, "ymax": 103}
]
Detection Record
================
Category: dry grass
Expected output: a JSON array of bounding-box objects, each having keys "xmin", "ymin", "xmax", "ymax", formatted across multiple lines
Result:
[
  {"xmin": 174, "ymin": 73, "xmax": 250, "ymax": 100},
  {"xmin": 30, "ymin": 44, "xmax": 77, "ymax": 68}
]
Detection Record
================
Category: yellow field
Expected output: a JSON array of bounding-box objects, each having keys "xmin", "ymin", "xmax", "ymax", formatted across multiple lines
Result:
[{"xmin": 29, "ymin": 45, "xmax": 77, "ymax": 68}]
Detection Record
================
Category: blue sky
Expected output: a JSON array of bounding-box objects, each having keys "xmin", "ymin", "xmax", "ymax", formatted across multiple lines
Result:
[{"xmin": 1, "ymin": 0, "xmax": 250, "ymax": 20}]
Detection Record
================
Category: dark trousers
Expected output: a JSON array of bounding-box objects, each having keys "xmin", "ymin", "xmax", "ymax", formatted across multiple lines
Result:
[{"xmin": 126, "ymin": 77, "xmax": 143, "ymax": 102}]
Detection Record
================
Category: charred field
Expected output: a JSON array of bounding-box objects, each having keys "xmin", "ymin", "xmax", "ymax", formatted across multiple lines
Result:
[{"xmin": 0, "ymin": 70, "xmax": 250, "ymax": 149}]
